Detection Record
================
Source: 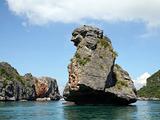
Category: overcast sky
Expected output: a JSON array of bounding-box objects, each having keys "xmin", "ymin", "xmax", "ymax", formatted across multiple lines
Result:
[{"xmin": 1, "ymin": 0, "xmax": 160, "ymax": 92}]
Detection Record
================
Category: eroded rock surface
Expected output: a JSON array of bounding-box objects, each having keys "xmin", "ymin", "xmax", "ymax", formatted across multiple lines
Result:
[
  {"xmin": 0, "ymin": 62, "xmax": 60, "ymax": 101},
  {"xmin": 63, "ymin": 25, "xmax": 137, "ymax": 105},
  {"xmin": 35, "ymin": 77, "xmax": 60, "ymax": 100}
]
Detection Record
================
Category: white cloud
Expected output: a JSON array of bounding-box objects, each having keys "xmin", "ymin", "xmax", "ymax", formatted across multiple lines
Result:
[
  {"xmin": 6, "ymin": 0, "xmax": 160, "ymax": 27},
  {"xmin": 133, "ymin": 72, "xmax": 150, "ymax": 90},
  {"xmin": 139, "ymin": 28, "xmax": 160, "ymax": 39}
]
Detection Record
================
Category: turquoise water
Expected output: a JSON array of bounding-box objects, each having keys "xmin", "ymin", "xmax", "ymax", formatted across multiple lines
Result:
[{"xmin": 0, "ymin": 100, "xmax": 160, "ymax": 120}]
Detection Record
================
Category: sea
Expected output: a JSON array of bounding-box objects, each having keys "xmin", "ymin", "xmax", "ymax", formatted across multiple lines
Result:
[{"xmin": 0, "ymin": 100, "xmax": 160, "ymax": 120}]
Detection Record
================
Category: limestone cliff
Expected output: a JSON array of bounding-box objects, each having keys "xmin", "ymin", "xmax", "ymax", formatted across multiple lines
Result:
[
  {"xmin": 63, "ymin": 25, "xmax": 137, "ymax": 105},
  {"xmin": 138, "ymin": 70, "xmax": 160, "ymax": 98},
  {"xmin": 0, "ymin": 62, "xmax": 60, "ymax": 101}
]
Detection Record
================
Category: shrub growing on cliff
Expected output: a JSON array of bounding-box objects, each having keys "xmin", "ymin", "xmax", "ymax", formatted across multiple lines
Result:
[
  {"xmin": 78, "ymin": 57, "xmax": 91, "ymax": 66},
  {"xmin": 0, "ymin": 68, "xmax": 9, "ymax": 77},
  {"xmin": 98, "ymin": 38, "xmax": 118, "ymax": 58},
  {"xmin": 75, "ymin": 53, "xmax": 91, "ymax": 66},
  {"xmin": 115, "ymin": 80, "xmax": 128, "ymax": 90},
  {"xmin": 0, "ymin": 68, "xmax": 6, "ymax": 75},
  {"xmin": 98, "ymin": 38, "xmax": 110, "ymax": 48},
  {"xmin": 75, "ymin": 52, "xmax": 81, "ymax": 59}
]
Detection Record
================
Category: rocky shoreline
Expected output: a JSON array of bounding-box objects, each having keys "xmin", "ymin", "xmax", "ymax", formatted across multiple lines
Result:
[{"xmin": 138, "ymin": 97, "xmax": 160, "ymax": 101}]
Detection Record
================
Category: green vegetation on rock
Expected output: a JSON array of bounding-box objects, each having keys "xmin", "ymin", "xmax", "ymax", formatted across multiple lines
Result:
[
  {"xmin": 98, "ymin": 38, "xmax": 110, "ymax": 48},
  {"xmin": 113, "ymin": 64, "xmax": 129, "ymax": 90},
  {"xmin": 16, "ymin": 76, "xmax": 25, "ymax": 85},
  {"xmin": 75, "ymin": 52, "xmax": 81, "ymax": 59},
  {"xmin": 114, "ymin": 75, "xmax": 128, "ymax": 90},
  {"xmin": 98, "ymin": 38, "xmax": 118, "ymax": 58},
  {"xmin": 75, "ymin": 53, "xmax": 91, "ymax": 66},
  {"xmin": 138, "ymin": 70, "xmax": 160, "ymax": 98},
  {"xmin": 116, "ymin": 80, "xmax": 128, "ymax": 89},
  {"xmin": 112, "ymin": 51, "xmax": 118, "ymax": 58},
  {"xmin": 0, "ymin": 63, "xmax": 26, "ymax": 85},
  {"xmin": 0, "ymin": 68, "xmax": 6, "ymax": 75},
  {"xmin": 0, "ymin": 68, "xmax": 10, "ymax": 77},
  {"xmin": 115, "ymin": 64, "xmax": 121, "ymax": 69},
  {"xmin": 78, "ymin": 57, "xmax": 91, "ymax": 66},
  {"xmin": 0, "ymin": 67, "xmax": 13, "ymax": 85}
]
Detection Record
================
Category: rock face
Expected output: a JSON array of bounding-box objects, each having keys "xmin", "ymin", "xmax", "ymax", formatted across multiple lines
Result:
[
  {"xmin": 138, "ymin": 70, "xmax": 160, "ymax": 98},
  {"xmin": 0, "ymin": 62, "xmax": 61, "ymax": 101},
  {"xmin": 35, "ymin": 77, "xmax": 60, "ymax": 100},
  {"xmin": 63, "ymin": 25, "xmax": 137, "ymax": 105}
]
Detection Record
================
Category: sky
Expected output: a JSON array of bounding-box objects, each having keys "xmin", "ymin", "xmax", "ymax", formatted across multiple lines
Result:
[{"xmin": 0, "ymin": 0, "xmax": 160, "ymax": 93}]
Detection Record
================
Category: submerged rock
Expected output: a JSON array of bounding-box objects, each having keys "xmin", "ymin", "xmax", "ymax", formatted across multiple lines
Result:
[
  {"xmin": 0, "ymin": 62, "xmax": 61, "ymax": 101},
  {"xmin": 63, "ymin": 25, "xmax": 137, "ymax": 105}
]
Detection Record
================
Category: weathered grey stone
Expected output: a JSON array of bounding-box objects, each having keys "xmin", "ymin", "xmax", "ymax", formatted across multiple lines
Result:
[
  {"xmin": 71, "ymin": 25, "xmax": 103, "ymax": 48},
  {"xmin": 63, "ymin": 25, "xmax": 137, "ymax": 105},
  {"xmin": 105, "ymin": 65, "xmax": 137, "ymax": 103}
]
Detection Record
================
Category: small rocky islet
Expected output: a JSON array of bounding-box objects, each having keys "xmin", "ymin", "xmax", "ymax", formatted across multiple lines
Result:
[
  {"xmin": 0, "ymin": 62, "xmax": 61, "ymax": 101},
  {"xmin": 0, "ymin": 25, "xmax": 138, "ymax": 105},
  {"xmin": 63, "ymin": 25, "xmax": 137, "ymax": 105}
]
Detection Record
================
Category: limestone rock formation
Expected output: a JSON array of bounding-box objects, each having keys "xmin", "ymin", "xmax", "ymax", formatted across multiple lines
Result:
[
  {"xmin": 35, "ymin": 77, "xmax": 60, "ymax": 100},
  {"xmin": 138, "ymin": 70, "xmax": 160, "ymax": 98},
  {"xmin": 0, "ymin": 62, "xmax": 60, "ymax": 101},
  {"xmin": 63, "ymin": 25, "xmax": 137, "ymax": 105}
]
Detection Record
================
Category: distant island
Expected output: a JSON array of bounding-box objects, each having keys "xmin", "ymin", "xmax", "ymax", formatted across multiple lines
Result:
[
  {"xmin": 138, "ymin": 70, "xmax": 160, "ymax": 100},
  {"xmin": 0, "ymin": 62, "xmax": 61, "ymax": 101}
]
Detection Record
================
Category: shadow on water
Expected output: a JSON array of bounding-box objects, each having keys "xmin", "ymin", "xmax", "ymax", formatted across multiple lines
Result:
[
  {"xmin": 63, "ymin": 101, "xmax": 160, "ymax": 120},
  {"xmin": 63, "ymin": 104, "xmax": 137, "ymax": 120}
]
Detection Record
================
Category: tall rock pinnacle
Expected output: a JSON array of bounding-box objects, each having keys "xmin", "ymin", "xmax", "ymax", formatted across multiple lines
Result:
[{"xmin": 63, "ymin": 25, "xmax": 137, "ymax": 105}]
